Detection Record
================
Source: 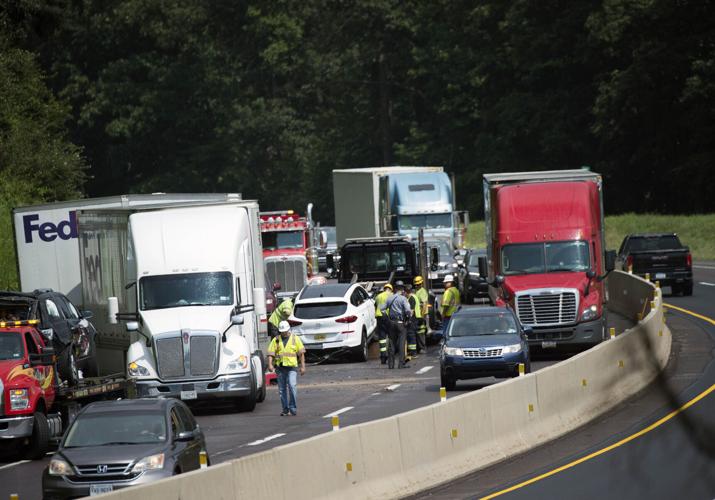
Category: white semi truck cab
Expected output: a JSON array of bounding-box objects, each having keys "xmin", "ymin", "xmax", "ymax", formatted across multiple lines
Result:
[{"xmin": 82, "ymin": 202, "xmax": 267, "ymax": 410}]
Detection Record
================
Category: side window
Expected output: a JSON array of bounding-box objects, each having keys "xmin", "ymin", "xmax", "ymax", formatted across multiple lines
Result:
[
  {"xmin": 45, "ymin": 299, "xmax": 62, "ymax": 319},
  {"xmin": 170, "ymin": 408, "xmax": 182, "ymax": 436},
  {"xmin": 350, "ymin": 289, "xmax": 362, "ymax": 307},
  {"xmin": 176, "ymin": 405, "xmax": 197, "ymax": 430},
  {"xmin": 24, "ymin": 332, "xmax": 39, "ymax": 355},
  {"xmin": 358, "ymin": 287, "xmax": 370, "ymax": 302},
  {"xmin": 63, "ymin": 298, "xmax": 80, "ymax": 319}
]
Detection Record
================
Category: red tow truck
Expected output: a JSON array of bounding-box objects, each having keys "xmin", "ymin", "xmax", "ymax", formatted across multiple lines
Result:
[{"xmin": 0, "ymin": 320, "xmax": 130, "ymax": 459}]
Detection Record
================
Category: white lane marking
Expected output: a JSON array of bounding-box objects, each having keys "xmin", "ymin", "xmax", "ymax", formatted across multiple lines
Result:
[
  {"xmin": 370, "ymin": 392, "xmax": 381, "ymax": 396},
  {"xmin": 693, "ymin": 265, "xmax": 715, "ymax": 270},
  {"xmin": 213, "ymin": 449, "xmax": 234, "ymax": 456},
  {"xmin": 415, "ymin": 366, "xmax": 434, "ymax": 375},
  {"xmin": 0, "ymin": 460, "xmax": 31, "ymax": 470},
  {"xmin": 323, "ymin": 406, "xmax": 354, "ymax": 418},
  {"xmin": 698, "ymin": 282, "xmax": 715, "ymax": 286},
  {"xmin": 385, "ymin": 384, "xmax": 401, "ymax": 392},
  {"xmin": 246, "ymin": 433, "xmax": 286, "ymax": 446}
]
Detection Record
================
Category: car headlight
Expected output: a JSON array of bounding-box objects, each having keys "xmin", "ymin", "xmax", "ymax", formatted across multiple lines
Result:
[
  {"xmin": 444, "ymin": 346, "xmax": 463, "ymax": 356},
  {"xmin": 131, "ymin": 453, "xmax": 165, "ymax": 473},
  {"xmin": 9, "ymin": 389, "xmax": 29, "ymax": 410},
  {"xmin": 227, "ymin": 355, "xmax": 249, "ymax": 371},
  {"xmin": 128, "ymin": 362, "xmax": 150, "ymax": 377},
  {"xmin": 581, "ymin": 305, "xmax": 599, "ymax": 321},
  {"xmin": 502, "ymin": 343, "xmax": 522, "ymax": 354},
  {"xmin": 49, "ymin": 457, "xmax": 73, "ymax": 476}
]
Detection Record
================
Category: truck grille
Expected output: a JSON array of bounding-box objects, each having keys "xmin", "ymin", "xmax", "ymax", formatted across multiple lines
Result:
[
  {"xmin": 155, "ymin": 332, "xmax": 219, "ymax": 380},
  {"xmin": 190, "ymin": 336, "xmax": 217, "ymax": 376},
  {"xmin": 516, "ymin": 289, "xmax": 578, "ymax": 327},
  {"xmin": 266, "ymin": 258, "xmax": 307, "ymax": 293},
  {"xmin": 463, "ymin": 348, "xmax": 502, "ymax": 358},
  {"xmin": 156, "ymin": 337, "xmax": 185, "ymax": 378},
  {"xmin": 0, "ymin": 379, "xmax": 4, "ymax": 415}
]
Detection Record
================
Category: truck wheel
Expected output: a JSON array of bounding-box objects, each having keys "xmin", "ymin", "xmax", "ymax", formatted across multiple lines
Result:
[
  {"xmin": 58, "ymin": 347, "xmax": 79, "ymax": 386},
  {"xmin": 352, "ymin": 330, "xmax": 368, "ymax": 362},
  {"xmin": 236, "ymin": 369, "xmax": 257, "ymax": 412},
  {"xmin": 26, "ymin": 412, "xmax": 50, "ymax": 460}
]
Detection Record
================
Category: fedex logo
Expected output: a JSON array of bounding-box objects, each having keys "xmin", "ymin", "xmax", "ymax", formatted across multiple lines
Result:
[{"xmin": 23, "ymin": 211, "xmax": 78, "ymax": 243}]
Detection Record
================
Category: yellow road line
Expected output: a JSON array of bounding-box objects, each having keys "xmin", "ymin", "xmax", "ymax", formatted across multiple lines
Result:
[{"xmin": 481, "ymin": 303, "xmax": 715, "ymax": 500}]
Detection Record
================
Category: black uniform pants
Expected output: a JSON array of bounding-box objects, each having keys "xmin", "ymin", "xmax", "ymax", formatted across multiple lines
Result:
[{"xmin": 377, "ymin": 316, "xmax": 390, "ymax": 361}]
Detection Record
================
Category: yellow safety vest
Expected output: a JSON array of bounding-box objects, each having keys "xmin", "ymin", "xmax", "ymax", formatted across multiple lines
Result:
[
  {"xmin": 268, "ymin": 334, "xmax": 304, "ymax": 367},
  {"xmin": 269, "ymin": 298, "xmax": 293, "ymax": 328},
  {"xmin": 441, "ymin": 287, "xmax": 460, "ymax": 318},
  {"xmin": 374, "ymin": 290, "xmax": 391, "ymax": 318},
  {"xmin": 409, "ymin": 294, "xmax": 422, "ymax": 319},
  {"xmin": 415, "ymin": 287, "xmax": 429, "ymax": 316}
]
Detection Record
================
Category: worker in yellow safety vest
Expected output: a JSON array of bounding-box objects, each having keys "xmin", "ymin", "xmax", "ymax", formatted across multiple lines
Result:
[
  {"xmin": 268, "ymin": 297, "xmax": 293, "ymax": 338},
  {"xmin": 405, "ymin": 285, "xmax": 421, "ymax": 358},
  {"xmin": 267, "ymin": 321, "xmax": 306, "ymax": 416},
  {"xmin": 413, "ymin": 276, "xmax": 429, "ymax": 353},
  {"xmin": 374, "ymin": 283, "xmax": 393, "ymax": 364},
  {"xmin": 440, "ymin": 274, "xmax": 460, "ymax": 334}
]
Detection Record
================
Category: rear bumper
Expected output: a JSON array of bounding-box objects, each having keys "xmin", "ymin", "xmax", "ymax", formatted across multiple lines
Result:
[
  {"xmin": 526, "ymin": 317, "xmax": 604, "ymax": 350},
  {"xmin": 135, "ymin": 373, "xmax": 252, "ymax": 399},
  {"xmin": 301, "ymin": 335, "xmax": 361, "ymax": 351},
  {"xmin": 634, "ymin": 270, "xmax": 692, "ymax": 287},
  {"xmin": 0, "ymin": 415, "xmax": 34, "ymax": 439}
]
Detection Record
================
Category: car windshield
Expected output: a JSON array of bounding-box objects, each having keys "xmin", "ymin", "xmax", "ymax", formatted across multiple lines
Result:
[
  {"xmin": 399, "ymin": 213, "xmax": 452, "ymax": 230},
  {"xmin": 293, "ymin": 302, "xmax": 348, "ymax": 319},
  {"xmin": 64, "ymin": 412, "xmax": 167, "ymax": 447},
  {"xmin": 0, "ymin": 333, "xmax": 24, "ymax": 360},
  {"xmin": 140, "ymin": 272, "xmax": 233, "ymax": 310},
  {"xmin": 627, "ymin": 236, "xmax": 682, "ymax": 252},
  {"xmin": 448, "ymin": 313, "xmax": 518, "ymax": 337},
  {"xmin": 263, "ymin": 230, "xmax": 304, "ymax": 250},
  {"xmin": 502, "ymin": 241, "xmax": 590, "ymax": 275}
]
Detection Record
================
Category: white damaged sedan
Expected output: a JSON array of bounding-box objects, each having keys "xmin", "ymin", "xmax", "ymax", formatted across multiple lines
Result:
[{"xmin": 288, "ymin": 283, "xmax": 377, "ymax": 361}]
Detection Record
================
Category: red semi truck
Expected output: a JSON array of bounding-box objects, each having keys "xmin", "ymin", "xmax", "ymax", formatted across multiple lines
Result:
[
  {"xmin": 481, "ymin": 170, "xmax": 615, "ymax": 351},
  {"xmin": 0, "ymin": 320, "xmax": 129, "ymax": 459}
]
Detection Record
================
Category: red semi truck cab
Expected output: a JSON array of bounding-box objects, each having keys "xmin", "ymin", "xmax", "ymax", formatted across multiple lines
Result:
[{"xmin": 482, "ymin": 171, "xmax": 615, "ymax": 351}]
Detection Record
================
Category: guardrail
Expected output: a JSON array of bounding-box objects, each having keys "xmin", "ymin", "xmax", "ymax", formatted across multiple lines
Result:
[{"xmin": 102, "ymin": 271, "xmax": 670, "ymax": 500}]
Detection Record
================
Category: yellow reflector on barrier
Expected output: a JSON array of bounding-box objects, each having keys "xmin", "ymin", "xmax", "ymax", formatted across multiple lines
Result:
[
  {"xmin": 439, "ymin": 387, "xmax": 447, "ymax": 402},
  {"xmin": 528, "ymin": 404, "xmax": 534, "ymax": 413},
  {"xmin": 619, "ymin": 360, "xmax": 624, "ymax": 368},
  {"xmin": 451, "ymin": 429, "xmax": 458, "ymax": 439},
  {"xmin": 345, "ymin": 462, "xmax": 353, "ymax": 472},
  {"xmin": 582, "ymin": 379, "xmax": 588, "ymax": 387},
  {"xmin": 331, "ymin": 416, "xmax": 340, "ymax": 431}
]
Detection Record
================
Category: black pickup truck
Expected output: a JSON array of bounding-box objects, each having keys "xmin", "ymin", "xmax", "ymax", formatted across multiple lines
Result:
[{"xmin": 617, "ymin": 233, "xmax": 693, "ymax": 295}]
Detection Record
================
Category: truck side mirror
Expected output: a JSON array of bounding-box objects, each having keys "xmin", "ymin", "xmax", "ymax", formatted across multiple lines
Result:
[
  {"xmin": 430, "ymin": 247, "xmax": 439, "ymax": 270},
  {"xmin": 605, "ymin": 250, "xmax": 616, "ymax": 272},
  {"xmin": 107, "ymin": 297, "xmax": 119, "ymax": 325},
  {"xmin": 320, "ymin": 230, "xmax": 328, "ymax": 249},
  {"xmin": 477, "ymin": 256, "xmax": 488, "ymax": 278},
  {"xmin": 231, "ymin": 315, "xmax": 244, "ymax": 325},
  {"xmin": 30, "ymin": 346, "xmax": 55, "ymax": 366},
  {"xmin": 126, "ymin": 321, "xmax": 139, "ymax": 332},
  {"xmin": 326, "ymin": 254, "xmax": 335, "ymax": 270},
  {"xmin": 495, "ymin": 274, "xmax": 505, "ymax": 286},
  {"xmin": 81, "ymin": 310, "xmax": 94, "ymax": 320}
]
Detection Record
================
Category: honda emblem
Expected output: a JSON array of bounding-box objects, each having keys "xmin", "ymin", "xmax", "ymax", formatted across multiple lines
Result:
[{"xmin": 97, "ymin": 464, "xmax": 108, "ymax": 474}]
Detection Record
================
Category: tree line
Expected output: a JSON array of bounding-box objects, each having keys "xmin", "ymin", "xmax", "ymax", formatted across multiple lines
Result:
[{"xmin": 1, "ymin": 0, "xmax": 713, "ymax": 228}]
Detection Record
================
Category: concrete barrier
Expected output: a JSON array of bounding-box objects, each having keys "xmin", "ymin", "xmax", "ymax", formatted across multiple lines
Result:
[{"xmin": 101, "ymin": 271, "xmax": 670, "ymax": 500}]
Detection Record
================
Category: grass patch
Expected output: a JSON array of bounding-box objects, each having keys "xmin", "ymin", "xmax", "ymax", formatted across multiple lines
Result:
[{"xmin": 466, "ymin": 214, "xmax": 715, "ymax": 261}]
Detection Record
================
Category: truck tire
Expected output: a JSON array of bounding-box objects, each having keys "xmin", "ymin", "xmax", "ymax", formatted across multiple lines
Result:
[
  {"xmin": 352, "ymin": 330, "xmax": 368, "ymax": 362},
  {"xmin": 58, "ymin": 347, "xmax": 79, "ymax": 386},
  {"xmin": 26, "ymin": 412, "xmax": 50, "ymax": 460},
  {"xmin": 255, "ymin": 354, "xmax": 267, "ymax": 403},
  {"xmin": 236, "ymin": 369, "xmax": 257, "ymax": 412}
]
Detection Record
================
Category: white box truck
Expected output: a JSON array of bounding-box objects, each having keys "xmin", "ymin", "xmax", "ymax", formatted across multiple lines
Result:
[
  {"xmin": 78, "ymin": 202, "xmax": 268, "ymax": 410},
  {"xmin": 12, "ymin": 193, "xmax": 242, "ymax": 304}
]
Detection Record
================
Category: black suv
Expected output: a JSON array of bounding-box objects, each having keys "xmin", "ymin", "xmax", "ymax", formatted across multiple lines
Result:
[{"xmin": 0, "ymin": 289, "xmax": 98, "ymax": 384}]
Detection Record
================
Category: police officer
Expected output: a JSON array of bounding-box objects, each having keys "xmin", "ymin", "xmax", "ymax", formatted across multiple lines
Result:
[
  {"xmin": 381, "ymin": 281, "xmax": 411, "ymax": 369},
  {"xmin": 413, "ymin": 276, "xmax": 429, "ymax": 353},
  {"xmin": 405, "ymin": 285, "xmax": 419, "ymax": 359},
  {"xmin": 440, "ymin": 274, "xmax": 460, "ymax": 334},
  {"xmin": 267, "ymin": 320, "xmax": 306, "ymax": 416},
  {"xmin": 374, "ymin": 283, "xmax": 393, "ymax": 364},
  {"xmin": 268, "ymin": 296, "xmax": 293, "ymax": 338}
]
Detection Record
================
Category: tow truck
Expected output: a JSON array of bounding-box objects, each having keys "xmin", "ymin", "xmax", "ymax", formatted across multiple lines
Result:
[{"xmin": 0, "ymin": 320, "xmax": 131, "ymax": 459}]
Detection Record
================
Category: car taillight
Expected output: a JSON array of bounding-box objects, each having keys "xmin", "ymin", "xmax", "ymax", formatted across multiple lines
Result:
[
  {"xmin": 626, "ymin": 255, "xmax": 633, "ymax": 270},
  {"xmin": 288, "ymin": 319, "xmax": 302, "ymax": 326},
  {"xmin": 686, "ymin": 253, "xmax": 692, "ymax": 267},
  {"xmin": 335, "ymin": 315, "xmax": 358, "ymax": 324}
]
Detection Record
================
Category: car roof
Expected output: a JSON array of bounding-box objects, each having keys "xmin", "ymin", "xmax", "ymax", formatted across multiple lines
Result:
[
  {"xmin": 298, "ymin": 283, "xmax": 352, "ymax": 300},
  {"xmin": 453, "ymin": 306, "xmax": 515, "ymax": 317},
  {"xmin": 82, "ymin": 398, "xmax": 173, "ymax": 414}
]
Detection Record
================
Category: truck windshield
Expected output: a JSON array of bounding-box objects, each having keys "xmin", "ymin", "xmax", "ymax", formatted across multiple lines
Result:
[
  {"xmin": 263, "ymin": 231, "xmax": 304, "ymax": 250},
  {"xmin": 343, "ymin": 248, "xmax": 413, "ymax": 275},
  {"xmin": 0, "ymin": 333, "xmax": 24, "ymax": 360},
  {"xmin": 64, "ymin": 412, "xmax": 167, "ymax": 447},
  {"xmin": 399, "ymin": 213, "xmax": 452, "ymax": 230},
  {"xmin": 502, "ymin": 241, "xmax": 591, "ymax": 275},
  {"xmin": 139, "ymin": 271, "xmax": 234, "ymax": 310}
]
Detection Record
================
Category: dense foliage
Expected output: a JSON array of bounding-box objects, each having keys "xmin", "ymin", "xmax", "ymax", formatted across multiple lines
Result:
[{"xmin": 2, "ymin": 0, "xmax": 714, "ymax": 224}]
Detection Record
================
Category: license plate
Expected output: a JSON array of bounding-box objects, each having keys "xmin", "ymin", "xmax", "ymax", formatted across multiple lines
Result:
[
  {"xmin": 314, "ymin": 334, "xmax": 326, "ymax": 341},
  {"xmin": 655, "ymin": 273, "xmax": 666, "ymax": 279},
  {"xmin": 541, "ymin": 341, "xmax": 557, "ymax": 349},
  {"xmin": 181, "ymin": 390, "xmax": 197, "ymax": 400},
  {"xmin": 90, "ymin": 485, "xmax": 114, "ymax": 496}
]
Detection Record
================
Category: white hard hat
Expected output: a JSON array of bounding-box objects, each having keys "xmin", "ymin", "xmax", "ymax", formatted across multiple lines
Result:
[
  {"xmin": 443, "ymin": 274, "xmax": 455, "ymax": 283},
  {"xmin": 278, "ymin": 320, "xmax": 291, "ymax": 333}
]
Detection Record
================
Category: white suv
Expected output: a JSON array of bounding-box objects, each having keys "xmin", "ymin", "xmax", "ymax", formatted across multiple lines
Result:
[{"xmin": 288, "ymin": 283, "xmax": 377, "ymax": 361}]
